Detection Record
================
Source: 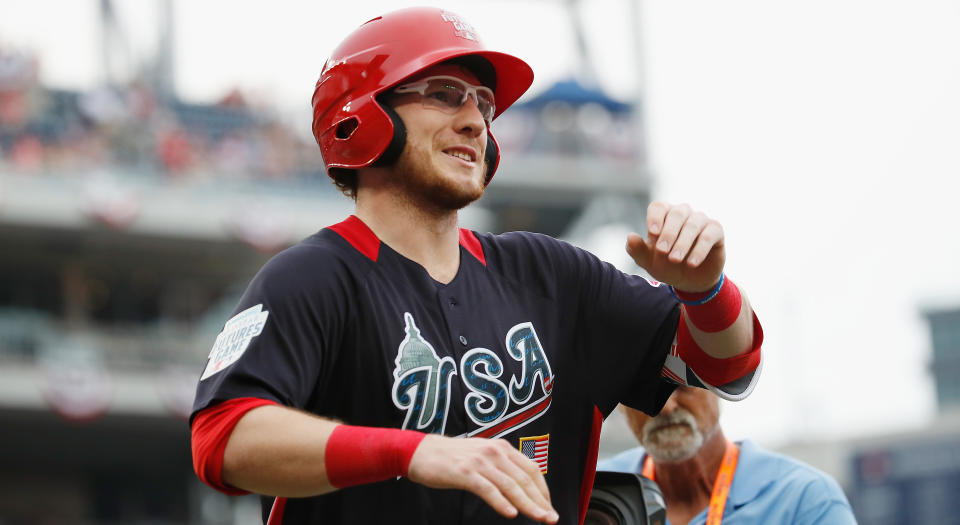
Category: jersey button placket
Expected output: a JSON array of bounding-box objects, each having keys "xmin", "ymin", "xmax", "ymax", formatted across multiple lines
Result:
[{"xmin": 451, "ymin": 297, "xmax": 468, "ymax": 345}]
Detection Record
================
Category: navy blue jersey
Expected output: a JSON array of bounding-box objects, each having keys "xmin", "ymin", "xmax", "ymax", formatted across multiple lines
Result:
[{"xmin": 193, "ymin": 215, "xmax": 684, "ymax": 524}]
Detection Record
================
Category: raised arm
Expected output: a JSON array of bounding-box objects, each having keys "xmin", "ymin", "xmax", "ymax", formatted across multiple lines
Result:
[{"xmin": 626, "ymin": 201, "xmax": 755, "ymax": 360}]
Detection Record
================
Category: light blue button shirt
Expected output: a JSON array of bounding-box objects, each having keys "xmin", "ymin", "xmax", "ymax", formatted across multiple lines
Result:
[{"xmin": 598, "ymin": 440, "xmax": 857, "ymax": 524}]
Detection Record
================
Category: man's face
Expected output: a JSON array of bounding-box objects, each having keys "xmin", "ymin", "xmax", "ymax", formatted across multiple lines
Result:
[
  {"xmin": 385, "ymin": 64, "xmax": 490, "ymax": 211},
  {"xmin": 621, "ymin": 386, "xmax": 721, "ymax": 463}
]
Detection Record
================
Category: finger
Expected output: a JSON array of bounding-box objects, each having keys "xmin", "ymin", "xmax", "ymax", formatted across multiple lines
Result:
[
  {"xmin": 668, "ymin": 212, "xmax": 708, "ymax": 263},
  {"xmin": 504, "ymin": 446, "xmax": 553, "ymax": 507},
  {"xmin": 687, "ymin": 221, "xmax": 724, "ymax": 267},
  {"xmin": 655, "ymin": 204, "xmax": 691, "ymax": 255},
  {"xmin": 476, "ymin": 440, "xmax": 556, "ymax": 520},
  {"xmin": 625, "ymin": 232, "xmax": 654, "ymax": 268},
  {"xmin": 495, "ymin": 440, "xmax": 555, "ymax": 511},
  {"xmin": 467, "ymin": 472, "xmax": 519, "ymax": 519},
  {"xmin": 486, "ymin": 466, "xmax": 555, "ymax": 523},
  {"xmin": 646, "ymin": 201, "xmax": 669, "ymax": 236},
  {"xmin": 472, "ymin": 449, "xmax": 555, "ymax": 524}
]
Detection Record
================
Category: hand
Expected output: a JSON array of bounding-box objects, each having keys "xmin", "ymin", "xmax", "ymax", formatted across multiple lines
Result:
[
  {"xmin": 407, "ymin": 435, "xmax": 559, "ymax": 524},
  {"xmin": 626, "ymin": 201, "xmax": 725, "ymax": 292}
]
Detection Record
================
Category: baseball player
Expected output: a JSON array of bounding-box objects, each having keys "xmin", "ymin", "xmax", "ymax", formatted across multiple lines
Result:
[{"xmin": 190, "ymin": 7, "xmax": 764, "ymax": 525}]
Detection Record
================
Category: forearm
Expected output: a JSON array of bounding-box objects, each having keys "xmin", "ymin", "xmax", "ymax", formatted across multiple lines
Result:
[
  {"xmin": 685, "ymin": 291, "xmax": 754, "ymax": 359},
  {"xmin": 220, "ymin": 405, "xmax": 559, "ymax": 523},
  {"xmin": 222, "ymin": 404, "xmax": 339, "ymax": 497}
]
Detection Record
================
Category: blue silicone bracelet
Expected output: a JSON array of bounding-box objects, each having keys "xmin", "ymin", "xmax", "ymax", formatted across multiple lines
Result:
[{"xmin": 669, "ymin": 273, "xmax": 725, "ymax": 306}]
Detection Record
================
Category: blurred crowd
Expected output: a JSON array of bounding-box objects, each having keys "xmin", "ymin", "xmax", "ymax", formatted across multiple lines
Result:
[
  {"xmin": 0, "ymin": 46, "xmax": 647, "ymax": 185},
  {"xmin": 0, "ymin": 46, "xmax": 325, "ymax": 181}
]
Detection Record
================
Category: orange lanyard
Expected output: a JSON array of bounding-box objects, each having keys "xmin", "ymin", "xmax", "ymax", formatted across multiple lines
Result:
[{"xmin": 642, "ymin": 440, "xmax": 739, "ymax": 525}]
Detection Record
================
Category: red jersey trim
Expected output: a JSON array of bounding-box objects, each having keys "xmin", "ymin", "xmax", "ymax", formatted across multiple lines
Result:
[
  {"xmin": 676, "ymin": 311, "xmax": 763, "ymax": 386},
  {"xmin": 266, "ymin": 497, "xmax": 287, "ymax": 525},
  {"xmin": 458, "ymin": 228, "xmax": 486, "ymax": 266},
  {"xmin": 191, "ymin": 397, "xmax": 279, "ymax": 495},
  {"xmin": 469, "ymin": 395, "xmax": 552, "ymax": 438},
  {"xmin": 578, "ymin": 405, "xmax": 603, "ymax": 525},
  {"xmin": 328, "ymin": 218, "xmax": 483, "ymax": 266},
  {"xmin": 328, "ymin": 215, "xmax": 380, "ymax": 261}
]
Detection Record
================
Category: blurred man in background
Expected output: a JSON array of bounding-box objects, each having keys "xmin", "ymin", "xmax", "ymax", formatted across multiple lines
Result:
[{"xmin": 600, "ymin": 386, "xmax": 856, "ymax": 524}]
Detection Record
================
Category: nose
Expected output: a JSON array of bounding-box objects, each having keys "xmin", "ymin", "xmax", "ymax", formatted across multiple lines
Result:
[
  {"xmin": 454, "ymin": 96, "xmax": 486, "ymax": 138},
  {"xmin": 659, "ymin": 395, "xmax": 679, "ymax": 415}
]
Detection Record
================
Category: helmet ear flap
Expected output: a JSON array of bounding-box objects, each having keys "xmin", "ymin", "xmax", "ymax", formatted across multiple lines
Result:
[
  {"xmin": 484, "ymin": 134, "xmax": 497, "ymax": 184},
  {"xmin": 371, "ymin": 102, "xmax": 407, "ymax": 167}
]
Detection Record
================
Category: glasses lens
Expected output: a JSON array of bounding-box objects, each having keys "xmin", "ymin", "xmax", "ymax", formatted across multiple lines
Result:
[
  {"xmin": 422, "ymin": 79, "xmax": 467, "ymax": 111},
  {"xmin": 399, "ymin": 77, "xmax": 496, "ymax": 123},
  {"xmin": 475, "ymin": 88, "xmax": 495, "ymax": 122}
]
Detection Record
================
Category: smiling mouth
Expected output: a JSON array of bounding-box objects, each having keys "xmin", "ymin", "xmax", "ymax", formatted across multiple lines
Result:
[{"xmin": 444, "ymin": 150, "xmax": 476, "ymax": 163}]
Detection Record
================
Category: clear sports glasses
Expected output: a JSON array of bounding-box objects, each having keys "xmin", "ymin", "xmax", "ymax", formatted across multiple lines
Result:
[{"xmin": 392, "ymin": 75, "xmax": 496, "ymax": 124}]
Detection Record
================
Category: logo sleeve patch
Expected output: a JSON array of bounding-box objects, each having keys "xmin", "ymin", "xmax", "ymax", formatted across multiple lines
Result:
[{"xmin": 201, "ymin": 304, "xmax": 270, "ymax": 381}]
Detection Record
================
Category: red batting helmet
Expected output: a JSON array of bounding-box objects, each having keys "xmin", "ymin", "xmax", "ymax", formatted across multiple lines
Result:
[{"xmin": 311, "ymin": 7, "xmax": 534, "ymax": 184}]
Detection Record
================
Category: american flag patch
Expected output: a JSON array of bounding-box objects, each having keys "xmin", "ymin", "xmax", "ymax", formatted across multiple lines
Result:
[{"xmin": 519, "ymin": 434, "xmax": 549, "ymax": 474}]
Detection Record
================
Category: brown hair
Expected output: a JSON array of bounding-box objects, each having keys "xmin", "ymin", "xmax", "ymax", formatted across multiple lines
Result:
[{"xmin": 329, "ymin": 167, "xmax": 358, "ymax": 200}]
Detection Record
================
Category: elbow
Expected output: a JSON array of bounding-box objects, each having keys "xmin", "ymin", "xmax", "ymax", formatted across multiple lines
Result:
[
  {"xmin": 218, "ymin": 444, "xmax": 245, "ymax": 487},
  {"xmin": 191, "ymin": 422, "xmax": 250, "ymax": 495},
  {"xmin": 190, "ymin": 398, "xmax": 278, "ymax": 495}
]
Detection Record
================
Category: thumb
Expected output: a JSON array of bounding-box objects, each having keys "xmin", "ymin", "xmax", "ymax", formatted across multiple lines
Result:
[{"xmin": 625, "ymin": 232, "xmax": 655, "ymax": 269}]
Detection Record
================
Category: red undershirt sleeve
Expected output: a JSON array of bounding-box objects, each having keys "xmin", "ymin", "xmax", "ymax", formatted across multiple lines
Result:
[
  {"xmin": 191, "ymin": 397, "xmax": 279, "ymax": 495},
  {"xmin": 675, "ymin": 311, "xmax": 764, "ymax": 387}
]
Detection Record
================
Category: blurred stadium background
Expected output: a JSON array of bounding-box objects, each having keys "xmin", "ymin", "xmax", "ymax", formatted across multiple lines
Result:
[{"xmin": 1, "ymin": 1, "xmax": 959, "ymax": 523}]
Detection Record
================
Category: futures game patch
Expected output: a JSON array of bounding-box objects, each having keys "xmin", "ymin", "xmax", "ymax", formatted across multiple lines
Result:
[{"xmin": 201, "ymin": 304, "xmax": 269, "ymax": 380}]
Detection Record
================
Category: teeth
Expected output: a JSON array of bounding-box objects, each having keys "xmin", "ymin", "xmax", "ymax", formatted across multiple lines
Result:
[{"xmin": 447, "ymin": 151, "xmax": 473, "ymax": 162}]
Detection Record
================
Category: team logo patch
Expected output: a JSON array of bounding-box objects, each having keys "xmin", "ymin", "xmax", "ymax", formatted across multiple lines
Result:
[
  {"xmin": 440, "ymin": 11, "xmax": 478, "ymax": 41},
  {"xmin": 201, "ymin": 304, "xmax": 269, "ymax": 380},
  {"xmin": 644, "ymin": 277, "xmax": 662, "ymax": 287},
  {"xmin": 519, "ymin": 434, "xmax": 549, "ymax": 474}
]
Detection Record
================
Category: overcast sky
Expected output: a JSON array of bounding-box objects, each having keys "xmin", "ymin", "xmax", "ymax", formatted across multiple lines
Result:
[{"xmin": 2, "ymin": 0, "xmax": 959, "ymax": 448}]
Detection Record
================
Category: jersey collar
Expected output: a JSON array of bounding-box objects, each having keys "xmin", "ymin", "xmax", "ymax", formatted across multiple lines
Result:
[{"xmin": 328, "ymin": 215, "xmax": 486, "ymax": 266}]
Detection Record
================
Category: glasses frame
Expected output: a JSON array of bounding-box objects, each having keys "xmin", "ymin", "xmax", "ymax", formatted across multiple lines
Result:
[{"xmin": 392, "ymin": 75, "xmax": 496, "ymax": 124}]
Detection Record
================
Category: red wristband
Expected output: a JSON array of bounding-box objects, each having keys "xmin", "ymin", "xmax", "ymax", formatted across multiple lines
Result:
[
  {"xmin": 678, "ymin": 278, "xmax": 742, "ymax": 333},
  {"xmin": 325, "ymin": 425, "xmax": 427, "ymax": 488}
]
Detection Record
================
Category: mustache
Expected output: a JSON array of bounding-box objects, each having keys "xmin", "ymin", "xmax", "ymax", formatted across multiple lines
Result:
[{"xmin": 643, "ymin": 408, "xmax": 698, "ymax": 436}]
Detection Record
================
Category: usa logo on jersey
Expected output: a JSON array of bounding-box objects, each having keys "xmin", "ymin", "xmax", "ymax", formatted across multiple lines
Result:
[{"xmin": 391, "ymin": 313, "xmax": 555, "ymax": 438}]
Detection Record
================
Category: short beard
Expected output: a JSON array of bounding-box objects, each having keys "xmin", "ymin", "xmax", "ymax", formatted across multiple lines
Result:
[
  {"xmin": 391, "ymin": 141, "xmax": 485, "ymax": 212},
  {"xmin": 640, "ymin": 408, "xmax": 705, "ymax": 463}
]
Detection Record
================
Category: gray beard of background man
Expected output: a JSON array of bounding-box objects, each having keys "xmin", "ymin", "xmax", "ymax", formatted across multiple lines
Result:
[{"xmin": 640, "ymin": 407, "xmax": 718, "ymax": 462}]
